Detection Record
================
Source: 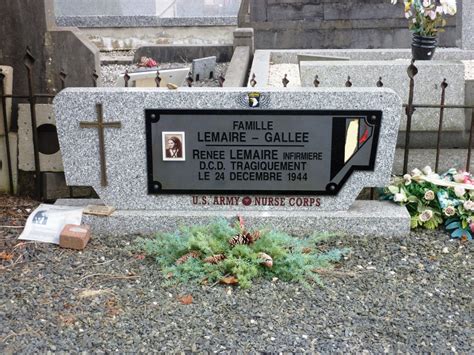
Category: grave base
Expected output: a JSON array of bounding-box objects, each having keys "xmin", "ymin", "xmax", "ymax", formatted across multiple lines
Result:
[{"xmin": 55, "ymin": 199, "xmax": 410, "ymax": 237}]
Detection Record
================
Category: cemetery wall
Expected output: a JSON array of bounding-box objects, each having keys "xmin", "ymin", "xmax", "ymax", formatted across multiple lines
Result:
[
  {"xmin": 55, "ymin": 0, "xmax": 241, "ymax": 18},
  {"xmin": 0, "ymin": 0, "xmax": 100, "ymax": 97},
  {"xmin": 54, "ymin": 0, "xmax": 157, "ymax": 16},
  {"xmin": 243, "ymin": 0, "xmax": 457, "ymax": 49},
  {"xmin": 134, "ymin": 45, "xmax": 233, "ymax": 64},
  {"xmin": 0, "ymin": 0, "xmax": 52, "ymax": 96},
  {"xmin": 80, "ymin": 27, "xmax": 236, "ymax": 51}
]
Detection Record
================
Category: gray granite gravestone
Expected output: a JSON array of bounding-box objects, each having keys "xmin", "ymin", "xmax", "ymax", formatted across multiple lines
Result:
[
  {"xmin": 460, "ymin": 0, "xmax": 474, "ymax": 50},
  {"xmin": 54, "ymin": 88, "xmax": 409, "ymax": 236},
  {"xmin": 299, "ymin": 60, "xmax": 466, "ymax": 132},
  {"xmin": 192, "ymin": 56, "xmax": 217, "ymax": 81}
]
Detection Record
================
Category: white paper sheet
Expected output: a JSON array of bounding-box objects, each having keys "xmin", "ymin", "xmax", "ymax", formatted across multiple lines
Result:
[{"xmin": 19, "ymin": 204, "xmax": 84, "ymax": 244}]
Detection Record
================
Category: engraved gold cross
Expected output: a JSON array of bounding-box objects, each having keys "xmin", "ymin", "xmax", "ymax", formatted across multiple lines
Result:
[{"xmin": 80, "ymin": 103, "xmax": 121, "ymax": 186}]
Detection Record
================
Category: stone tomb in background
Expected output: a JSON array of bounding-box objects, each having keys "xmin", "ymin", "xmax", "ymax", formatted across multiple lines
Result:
[
  {"xmin": 115, "ymin": 67, "xmax": 190, "ymax": 88},
  {"xmin": 54, "ymin": 87, "xmax": 409, "ymax": 236},
  {"xmin": 192, "ymin": 56, "xmax": 217, "ymax": 81},
  {"xmin": 299, "ymin": 60, "xmax": 465, "ymax": 132}
]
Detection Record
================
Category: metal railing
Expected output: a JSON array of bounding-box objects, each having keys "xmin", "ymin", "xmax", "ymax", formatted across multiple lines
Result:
[
  {"xmin": 266, "ymin": 59, "xmax": 474, "ymax": 174},
  {"xmin": 0, "ymin": 47, "xmax": 97, "ymax": 199},
  {"xmin": 1, "ymin": 49, "xmax": 473, "ymax": 200},
  {"xmin": 403, "ymin": 60, "xmax": 474, "ymax": 173}
]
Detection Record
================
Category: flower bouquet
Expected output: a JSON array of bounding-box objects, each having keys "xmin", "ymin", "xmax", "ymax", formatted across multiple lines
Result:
[
  {"xmin": 391, "ymin": 0, "xmax": 457, "ymax": 60},
  {"xmin": 382, "ymin": 166, "xmax": 474, "ymax": 240}
]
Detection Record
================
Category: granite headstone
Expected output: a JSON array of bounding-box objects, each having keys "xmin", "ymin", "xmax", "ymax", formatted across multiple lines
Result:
[
  {"xmin": 192, "ymin": 56, "xmax": 217, "ymax": 81},
  {"xmin": 299, "ymin": 60, "xmax": 465, "ymax": 131},
  {"xmin": 54, "ymin": 87, "xmax": 409, "ymax": 236},
  {"xmin": 460, "ymin": 0, "xmax": 474, "ymax": 50}
]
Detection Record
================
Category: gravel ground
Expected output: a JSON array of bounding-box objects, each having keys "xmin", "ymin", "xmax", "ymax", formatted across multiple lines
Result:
[
  {"xmin": 0, "ymin": 195, "xmax": 472, "ymax": 353},
  {"xmin": 100, "ymin": 56, "xmax": 229, "ymax": 88}
]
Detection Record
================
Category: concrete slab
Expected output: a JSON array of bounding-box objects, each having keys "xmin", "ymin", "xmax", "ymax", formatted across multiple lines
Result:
[
  {"xmin": 460, "ymin": 0, "xmax": 474, "ymax": 50},
  {"xmin": 42, "ymin": 172, "xmax": 70, "ymax": 200},
  {"xmin": 134, "ymin": 45, "xmax": 233, "ymax": 64},
  {"xmin": 299, "ymin": 60, "xmax": 465, "ymax": 131},
  {"xmin": 18, "ymin": 104, "xmax": 64, "ymax": 172},
  {"xmin": 56, "ymin": 199, "xmax": 410, "ymax": 237},
  {"xmin": 249, "ymin": 49, "xmax": 474, "ymax": 89},
  {"xmin": 223, "ymin": 46, "xmax": 251, "ymax": 87},
  {"xmin": 0, "ymin": 133, "xmax": 18, "ymax": 194},
  {"xmin": 115, "ymin": 67, "xmax": 190, "ymax": 88},
  {"xmin": 192, "ymin": 56, "xmax": 217, "ymax": 81}
]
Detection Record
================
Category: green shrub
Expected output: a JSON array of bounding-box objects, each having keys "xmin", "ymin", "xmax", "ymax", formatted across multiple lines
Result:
[{"xmin": 135, "ymin": 218, "xmax": 349, "ymax": 289}]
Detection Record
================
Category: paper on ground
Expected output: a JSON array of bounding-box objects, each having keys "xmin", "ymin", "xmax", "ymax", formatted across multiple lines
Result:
[{"xmin": 19, "ymin": 204, "xmax": 83, "ymax": 244}]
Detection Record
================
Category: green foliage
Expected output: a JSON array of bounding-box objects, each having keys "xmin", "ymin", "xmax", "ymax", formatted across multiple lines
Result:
[{"xmin": 136, "ymin": 219, "xmax": 349, "ymax": 289}]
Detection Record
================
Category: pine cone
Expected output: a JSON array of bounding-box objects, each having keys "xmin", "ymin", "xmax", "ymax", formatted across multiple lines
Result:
[
  {"xmin": 203, "ymin": 254, "xmax": 226, "ymax": 264},
  {"xmin": 229, "ymin": 231, "xmax": 261, "ymax": 247},
  {"xmin": 229, "ymin": 232, "xmax": 250, "ymax": 246},
  {"xmin": 175, "ymin": 251, "xmax": 200, "ymax": 265},
  {"xmin": 258, "ymin": 252, "xmax": 273, "ymax": 268},
  {"xmin": 229, "ymin": 233, "xmax": 245, "ymax": 246}
]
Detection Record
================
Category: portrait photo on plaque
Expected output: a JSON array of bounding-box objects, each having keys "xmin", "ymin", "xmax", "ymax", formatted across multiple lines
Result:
[{"xmin": 162, "ymin": 132, "xmax": 186, "ymax": 161}]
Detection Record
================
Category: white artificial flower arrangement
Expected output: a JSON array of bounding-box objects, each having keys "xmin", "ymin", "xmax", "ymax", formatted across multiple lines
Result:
[{"xmin": 391, "ymin": 0, "xmax": 457, "ymax": 37}]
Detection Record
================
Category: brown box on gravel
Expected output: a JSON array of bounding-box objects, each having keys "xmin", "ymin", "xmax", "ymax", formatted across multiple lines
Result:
[{"xmin": 59, "ymin": 224, "xmax": 91, "ymax": 250}]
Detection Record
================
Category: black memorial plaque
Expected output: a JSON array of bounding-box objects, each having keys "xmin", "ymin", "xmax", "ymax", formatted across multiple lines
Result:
[{"xmin": 145, "ymin": 110, "xmax": 381, "ymax": 195}]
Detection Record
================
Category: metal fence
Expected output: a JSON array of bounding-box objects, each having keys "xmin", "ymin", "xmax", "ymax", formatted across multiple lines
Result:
[
  {"xmin": 403, "ymin": 60, "xmax": 474, "ymax": 174},
  {"xmin": 1, "ymin": 48, "xmax": 473, "ymax": 200},
  {"xmin": 0, "ymin": 47, "xmax": 95, "ymax": 199},
  {"xmin": 265, "ymin": 59, "xmax": 474, "ymax": 174}
]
